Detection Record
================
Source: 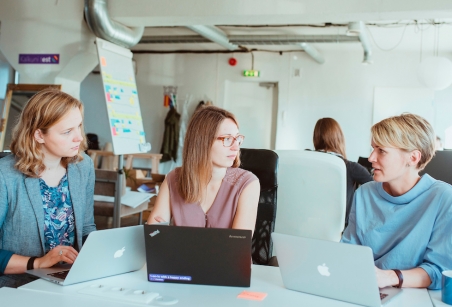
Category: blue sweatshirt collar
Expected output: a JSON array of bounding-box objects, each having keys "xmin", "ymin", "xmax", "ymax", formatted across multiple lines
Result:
[{"xmin": 377, "ymin": 174, "xmax": 436, "ymax": 204}]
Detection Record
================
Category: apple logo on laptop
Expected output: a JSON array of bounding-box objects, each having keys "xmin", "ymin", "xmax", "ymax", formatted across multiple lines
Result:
[
  {"xmin": 317, "ymin": 263, "xmax": 330, "ymax": 276},
  {"xmin": 114, "ymin": 247, "xmax": 126, "ymax": 258}
]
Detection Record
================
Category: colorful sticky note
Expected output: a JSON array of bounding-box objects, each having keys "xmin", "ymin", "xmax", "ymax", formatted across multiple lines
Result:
[
  {"xmin": 237, "ymin": 291, "xmax": 267, "ymax": 301},
  {"xmin": 100, "ymin": 56, "xmax": 107, "ymax": 66}
]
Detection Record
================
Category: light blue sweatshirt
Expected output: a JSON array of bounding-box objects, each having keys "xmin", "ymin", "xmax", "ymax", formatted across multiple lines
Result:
[{"xmin": 341, "ymin": 174, "xmax": 452, "ymax": 289}]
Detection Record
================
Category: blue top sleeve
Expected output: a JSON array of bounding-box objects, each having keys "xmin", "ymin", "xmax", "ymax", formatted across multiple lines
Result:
[
  {"xmin": 0, "ymin": 167, "xmax": 13, "ymax": 274},
  {"xmin": 0, "ymin": 250, "xmax": 13, "ymax": 274}
]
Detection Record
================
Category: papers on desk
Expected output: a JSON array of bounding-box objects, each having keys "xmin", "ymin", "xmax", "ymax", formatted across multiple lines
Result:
[{"xmin": 94, "ymin": 191, "xmax": 155, "ymax": 208}]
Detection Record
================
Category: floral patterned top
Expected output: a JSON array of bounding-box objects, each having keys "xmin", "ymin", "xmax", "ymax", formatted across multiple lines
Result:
[{"xmin": 39, "ymin": 173, "xmax": 75, "ymax": 253}]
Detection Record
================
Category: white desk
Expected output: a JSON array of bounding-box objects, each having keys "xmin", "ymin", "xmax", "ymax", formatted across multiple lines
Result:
[
  {"xmin": 18, "ymin": 265, "xmax": 433, "ymax": 307},
  {"xmin": 429, "ymin": 290, "xmax": 449, "ymax": 307},
  {"xmin": 0, "ymin": 287, "xmax": 133, "ymax": 307}
]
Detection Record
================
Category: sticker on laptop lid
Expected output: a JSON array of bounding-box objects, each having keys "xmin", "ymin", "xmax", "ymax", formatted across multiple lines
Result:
[
  {"xmin": 237, "ymin": 291, "xmax": 267, "ymax": 301},
  {"xmin": 149, "ymin": 274, "xmax": 192, "ymax": 282}
]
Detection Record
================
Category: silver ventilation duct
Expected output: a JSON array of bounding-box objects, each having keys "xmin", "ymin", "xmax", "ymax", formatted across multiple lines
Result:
[
  {"xmin": 299, "ymin": 43, "xmax": 325, "ymax": 64},
  {"xmin": 347, "ymin": 21, "xmax": 373, "ymax": 64},
  {"xmin": 186, "ymin": 25, "xmax": 238, "ymax": 50},
  {"xmin": 140, "ymin": 34, "xmax": 359, "ymax": 45},
  {"xmin": 84, "ymin": 0, "xmax": 144, "ymax": 48}
]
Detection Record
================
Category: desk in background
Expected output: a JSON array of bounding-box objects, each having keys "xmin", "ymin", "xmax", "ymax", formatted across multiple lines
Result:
[{"xmin": 19, "ymin": 265, "xmax": 433, "ymax": 307}]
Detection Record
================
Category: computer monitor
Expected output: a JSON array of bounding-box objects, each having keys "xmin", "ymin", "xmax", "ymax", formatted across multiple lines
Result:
[{"xmin": 420, "ymin": 150, "xmax": 452, "ymax": 185}]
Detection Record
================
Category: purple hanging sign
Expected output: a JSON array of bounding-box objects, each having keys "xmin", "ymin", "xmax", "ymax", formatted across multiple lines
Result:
[{"xmin": 18, "ymin": 54, "xmax": 60, "ymax": 64}]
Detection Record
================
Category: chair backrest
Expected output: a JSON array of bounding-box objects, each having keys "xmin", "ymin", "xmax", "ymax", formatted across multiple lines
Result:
[
  {"xmin": 357, "ymin": 156, "xmax": 372, "ymax": 173},
  {"xmin": 0, "ymin": 152, "xmax": 11, "ymax": 159},
  {"xmin": 239, "ymin": 148, "xmax": 278, "ymax": 265},
  {"xmin": 274, "ymin": 150, "xmax": 346, "ymax": 242},
  {"xmin": 420, "ymin": 150, "xmax": 452, "ymax": 185},
  {"xmin": 94, "ymin": 169, "xmax": 119, "ymax": 197}
]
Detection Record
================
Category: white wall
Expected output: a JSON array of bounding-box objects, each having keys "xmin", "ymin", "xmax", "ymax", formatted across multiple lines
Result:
[{"xmin": 107, "ymin": 48, "xmax": 452, "ymax": 163}]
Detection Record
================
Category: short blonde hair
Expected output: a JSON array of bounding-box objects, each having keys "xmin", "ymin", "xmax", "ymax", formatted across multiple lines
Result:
[
  {"xmin": 10, "ymin": 88, "xmax": 87, "ymax": 177},
  {"xmin": 371, "ymin": 113, "xmax": 436, "ymax": 170}
]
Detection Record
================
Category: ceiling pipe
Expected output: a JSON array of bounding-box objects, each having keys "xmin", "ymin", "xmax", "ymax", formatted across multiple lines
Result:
[
  {"xmin": 347, "ymin": 21, "xmax": 373, "ymax": 64},
  {"xmin": 140, "ymin": 34, "xmax": 359, "ymax": 45},
  {"xmin": 186, "ymin": 25, "xmax": 238, "ymax": 50},
  {"xmin": 84, "ymin": 0, "xmax": 144, "ymax": 48},
  {"xmin": 299, "ymin": 43, "xmax": 325, "ymax": 64}
]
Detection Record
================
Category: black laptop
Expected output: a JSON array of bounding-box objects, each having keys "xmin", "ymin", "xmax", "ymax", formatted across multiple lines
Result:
[{"xmin": 143, "ymin": 225, "xmax": 252, "ymax": 287}]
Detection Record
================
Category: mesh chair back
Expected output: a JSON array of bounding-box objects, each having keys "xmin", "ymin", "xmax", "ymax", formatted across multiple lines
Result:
[{"xmin": 240, "ymin": 148, "xmax": 278, "ymax": 265}]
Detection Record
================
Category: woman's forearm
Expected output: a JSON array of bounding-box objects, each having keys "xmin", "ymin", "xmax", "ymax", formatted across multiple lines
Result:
[
  {"xmin": 4, "ymin": 254, "xmax": 30, "ymax": 274},
  {"xmin": 401, "ymin": 267, "xmax": 431, "ymax": 288}
]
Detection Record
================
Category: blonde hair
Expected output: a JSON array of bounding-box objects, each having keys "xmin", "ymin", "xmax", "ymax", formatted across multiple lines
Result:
[
  {"xmin": 10, "ymin": 88, "xmax": 87, "ymax": 177},
  {"xmin": 313, "ymin": 118, "xmax": 347, "ymax": 159},
  {"xmin": 371, "ymin": 113, "xmax": 436, "ymax": 170},
  {"xmin": 179, "ymin": 106, "xmax": 240, "ymax": 203}
]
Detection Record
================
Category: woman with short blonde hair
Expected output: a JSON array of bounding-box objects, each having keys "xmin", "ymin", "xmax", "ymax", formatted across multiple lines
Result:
[
  {"xmin": 0, "ymin": 89, "xmax": 96, "ymax": 288},
  {"xmin": 147, "ymin": 106, "xmax": 260, "ymax": 232},
  {"xmin": 342, "ymin": 113, "xmax": 452, "ymax": 290}
]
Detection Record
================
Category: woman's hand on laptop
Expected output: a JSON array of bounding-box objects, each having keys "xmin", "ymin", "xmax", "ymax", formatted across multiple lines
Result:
[
  {"xmin": 375, "ymin": 266, "xmax": 399, "ymax": 288},
  {"xmin": 34, "ymin": 246, "xmax": 79, "ymax": 269}
]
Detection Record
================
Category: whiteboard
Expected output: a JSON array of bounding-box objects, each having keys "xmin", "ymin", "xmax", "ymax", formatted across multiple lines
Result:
[
  {"xmin": 96, "ymin": 37, "xmax": 149, "ymax": 155},
  {"xmin": 373, "ymin": 87, "xmax": 435, "ymax": 125}
]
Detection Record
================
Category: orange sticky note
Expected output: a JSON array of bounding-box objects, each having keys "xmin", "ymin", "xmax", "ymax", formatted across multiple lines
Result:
[
  {"xmin": 100, "ymin": 56, "xmax": 107, "ymax": 66},
  {"xmin": 237, "ymin": 291, "xmax": 267, "ymax": 301}
]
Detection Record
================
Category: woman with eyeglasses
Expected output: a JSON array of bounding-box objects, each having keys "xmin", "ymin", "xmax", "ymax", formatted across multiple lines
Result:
[{"xmin": 147, "ymin": 106, "xmax": 260, "ymax": 233}]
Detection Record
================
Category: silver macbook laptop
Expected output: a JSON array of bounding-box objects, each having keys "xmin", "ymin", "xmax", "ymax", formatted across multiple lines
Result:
[
  {"xmin": 26, "ymin": 225, "xmax": 145, "ymax": 286},
  {"xmin": 272, "ymin": 232, "xmax": 402, "ymax": 307}
]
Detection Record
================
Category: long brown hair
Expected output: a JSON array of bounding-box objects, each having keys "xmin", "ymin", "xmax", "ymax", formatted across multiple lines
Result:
[
  {"xmin": 179, "ymin": 106, "xmax": 240, "ymax": 203},
  {"xmin": 313, "ymin": 117, "xmax": 347, "ymax": 159},
  {"xmin": 10, "ymin": 88, "xmax": 87, "ymax": 177}
]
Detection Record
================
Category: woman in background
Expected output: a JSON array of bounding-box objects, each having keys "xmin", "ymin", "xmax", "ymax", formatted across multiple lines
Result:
[
  {"xmin": 0, "ymin": 89, "xmax": 96, "ymax": 288},
  {"xmin": 147, "ymin": 106, "xmax": 260, "ymax": 233},
  {"xmin": 313, "ymin": 118, "xmax": 373, "ymax": 223},
  {"xmin": 342, "ymin": 113, "xmax": 452, "ymax": 289}
]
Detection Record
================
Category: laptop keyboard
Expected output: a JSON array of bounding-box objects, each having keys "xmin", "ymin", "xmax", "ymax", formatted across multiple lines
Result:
[
  {"xmin": 47, "ymin": 269, "xmax": 70, "ymax": 280},
  {"xmin": 380, "ymin": 293, "xmax": 388, "ymax": 300}
]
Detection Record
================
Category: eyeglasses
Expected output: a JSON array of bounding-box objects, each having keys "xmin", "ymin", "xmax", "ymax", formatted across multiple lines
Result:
[{"xmin": 217, "ymin": 135, "xmax": 245, "ymax": 147}]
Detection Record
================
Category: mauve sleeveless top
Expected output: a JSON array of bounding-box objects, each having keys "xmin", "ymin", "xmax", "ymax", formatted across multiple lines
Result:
[{"xmin": 167, "ymin": 167, "xmax": 258, "ymax": 228}]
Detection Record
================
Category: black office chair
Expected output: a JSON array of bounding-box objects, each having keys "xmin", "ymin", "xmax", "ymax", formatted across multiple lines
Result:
[
  {"xmin": 240, "ymin": 148, "xmax": 278, "ymax": 265},
  {"xmin": 0, "ymin": 152, "xmax": 11, "ymax": 159},
  {"xmin": 420, "ymin": 150, "xmax": 452, "ymax": 185},
  {"xmin": 357, "ymin": 156, "xmax": 372, "ymax": 173}
]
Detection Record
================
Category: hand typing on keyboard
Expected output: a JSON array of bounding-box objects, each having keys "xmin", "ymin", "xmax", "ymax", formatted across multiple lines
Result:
[{"xmin": 34, "ymin": 246, "xmax": 78, "ymax": 269}]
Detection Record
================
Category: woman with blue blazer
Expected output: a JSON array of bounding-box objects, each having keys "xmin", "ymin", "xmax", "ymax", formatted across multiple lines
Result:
[{"xmin": 0, "ymin": 89, "xmax": 96, "ymax": 287}]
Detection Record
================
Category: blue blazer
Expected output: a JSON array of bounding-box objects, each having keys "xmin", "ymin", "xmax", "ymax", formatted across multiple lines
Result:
[{"xmin": 0, "ymin": 153, "xmax": 96, "ymax": 272}]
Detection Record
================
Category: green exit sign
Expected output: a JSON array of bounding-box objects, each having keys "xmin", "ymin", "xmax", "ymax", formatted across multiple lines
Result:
[{"xmin": 243, "ymin": 70, "xmax": 260, "ymax": 77}]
